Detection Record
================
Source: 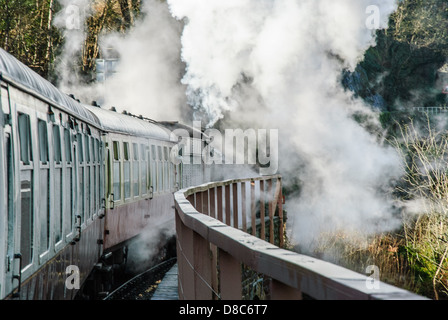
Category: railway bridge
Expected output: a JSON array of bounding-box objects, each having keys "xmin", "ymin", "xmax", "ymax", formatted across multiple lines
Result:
[{"xmin": 173, "ymin": 174, "xmax": 426, "ymax": 300}]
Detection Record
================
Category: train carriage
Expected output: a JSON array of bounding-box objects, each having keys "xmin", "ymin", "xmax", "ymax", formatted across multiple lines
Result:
[
  {"xmin": 83, "ymin": 105, "xmax": 179, "ymax": 252},
  {"xmin": 0, "ymin": 47, "xmax": 212, "ymax": 300},
  {"xmin": 0, "ymin": 48, "xmax": 106, "ymax": 299}
]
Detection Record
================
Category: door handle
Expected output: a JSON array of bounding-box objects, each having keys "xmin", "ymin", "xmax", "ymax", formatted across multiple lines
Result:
[
  {"xmin": 12, "ymin": 253, "xmax": 22, "ymax": 299},
  {"xmin": 109, "ymin": 193, "xmax": 114, "ymax": 210},
  {"xmin": 149, "ymin": 186, "xmax": 153, "ymax": 200},
  {"xmin": 71, "ymin": 215, "xmax": 82, "ymax": 244},
  {"xmin": 99, "ymin": 198, "xmax": 106, "ymax": 218}
]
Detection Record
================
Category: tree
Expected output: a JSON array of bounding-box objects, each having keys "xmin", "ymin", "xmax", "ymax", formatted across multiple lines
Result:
[{"xmin": 0, "ymin": 0, "xmax": 62, "ymax": 78}]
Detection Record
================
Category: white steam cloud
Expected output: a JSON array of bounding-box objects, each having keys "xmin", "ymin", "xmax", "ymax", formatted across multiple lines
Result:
[
  {"xmin": 54, "ymin": 0, "xmax": 187, "ymax": 121},
  {"xmin": 54, "ymin": 0, "xmax": 404, "ymax": 253},
  {"xmin": 98, "ymin": 0, "xmax": 187, "ymax": 120},
  {"xmin": 53, "ymin": 0, "xmax": 93, "ymax": 90},
  {"xmin": 167, "ymin": 0, "xmax": 402, "ymax": 250}
]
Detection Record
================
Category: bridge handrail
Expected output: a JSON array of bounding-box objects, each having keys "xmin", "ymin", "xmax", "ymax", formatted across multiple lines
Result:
[{"xmin": 174, "ymin": 175, "xmax": 428, "ymax": 300}]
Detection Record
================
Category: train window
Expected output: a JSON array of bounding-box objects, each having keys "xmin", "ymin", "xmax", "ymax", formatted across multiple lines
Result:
[
  {"xmin": 77, "ymin": 133, "xmax": 84, "ymax": 163},
  {"xmin": 164, "ymin": 147, "xmax": 169, "ymax": 191},
  {"xmin": 113, "ymin": 141, "xmax": 119, "ymax": 161},
  {"xmin": 38, "ymin": 119, "xmax": 50, "ymax": 254},
  {"xmin": 151, "ymin": 145, "xmax": 156, "ymax": 160},
  {"xmin": 124, "ymin": 142, "xmax": 130, "ymax": 160},
  {"xmin": 92, "ymin": 138, "xmax": 97, "ymax": 162},
  {"xmin": 157, "ymin": 146, "xmax": 163, "ymax": 191},
  {"xmin": 54, "ymin": 171, "xmax": 63, "ymax": 244},
  {"xmin": 6, "ymin": 133, "xmax": 14, "ymax": 273},
  {"xmin": 38, "ymin": 120, "xmax": 49, "ymax": 164},
  {"xmin": 86, "ymin": 165, "xmax": 91, "ymax": 220},
  {"xmin": 113, "ymin": 141, "xmax": 121, "ymax": 200},
  {"xmin": 132, "ymin": 143, "xmax": 138, "ymax": 161},
  {"xmin": 140, "ymin": 144, "xmax": 147, "ymax": 195},
  {"xmin": 158, "ymin": 146, "xmax": 163, "ymax": 161},
  {"xmin": 85, "ymin": 135, "xmax": 90, "ymax": 163},
  {"xmin": 64, "ymin": 128, "xmax": 73, "ymax": 236},
  {"xmin": 132, "ymin": 143, "xmax": 139, "ymax": 197},
  {"xmin": 1, "ymin": 86, "xmax": 10, "ymax": 114},
  {"xmin": 52, "ymin": 125, "xmax": 62, "ymax": 243},
  {"xmin": 92, "ymin": 138, "xmax": 97, "ymax": 213},
  {"xmin": 123, "ymin": 142, "xmax": 131, "ymax": 199},
  {"xmin": 53, "ymin": 125, "xmax": 62, "ymax": 163},
  {"xmin": 17, "ymin": 112, "xmax": 34, "ymax": 267},
  {"xmin": 150, "ymin": 145, "xmax": 156, "ymax": 191},
  {"xmin": 85, "ymin": 136, "xmax": 92, "ymax": 219},
  {"xmin": 98, "ymin": 140, "xmax": 104, "ymax": 208},
  {"xmin": 18, "ymin": 113, "xmax": 33, "ymax": 164},
  {"xmin": 169, "ymin": 147, "xmax": 173, "ymax": 190},
  {"xmin": 64, "ymin": 129, "xmax": 72, "ymax": 163},
  {"xmin": 20, "ymin": 169, "xmax": 34, "ymax": 268},
  {"xmin": 77, "ymin": 133, "xmax": 85, "ymax": 222}
]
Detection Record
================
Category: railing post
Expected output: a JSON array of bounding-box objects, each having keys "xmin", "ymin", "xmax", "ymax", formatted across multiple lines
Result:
[
  {"xmin": 187, "ymin": 194, "xmax": 194, "ymax": 208},
  {"xmin": 241, "ymin": 182, "xmax": 247, "ymax": 232},
  {"xmin": 219, "ymin": 249, "xmax": 242, "ymax": 300},
  {"xmin": 277, "ymin": 178, "xmax": 284, "ymax": 248},
  {"xmin": 196, "ymin": 191, "xmax": 203, "ymax": 213},
  {"xmin": 193, "ymin": 232, "xmax": 213, "ymax": 299},
  {"xmin": 176, "ymin": 210, "xmax": 195, "ymax": 299},
  {"xmin": 175, "ymin": 211, "xmax": 184, "ymax": 300},
  {"xmin": 225, "ymin": 184, "xmax": 231, "ymax": 226},
  {"xmin": 251, "ymin": 181, "xmax": 256, "ymax": 236},
  {"xmin": 233, "ymin": 183, "xmax": 239, "ymax": 229},
  {"xmin": 270, "ymin": 279, "xmax": 302, "ymax": 300},
  {"xmin": 217, "ymin": 186, "xmax": 223, "ymax": 222},
  {"xmin": 268, "ymin": 179, "xmax": 274, "ymax": 244},
  {"xmin": 209, "ymin": 187, "xmax": 216, "ymax": 219},
  {"xmin": 210, "ymin": 244, "xmax": 219, "ymax": 300},
  {"xmin": 260, "ymin": 180, "xmax": 265, "ymax": 240},
  {"xmin": 203, "ymin": 190, "xmax": 209, "ymax": 216}
]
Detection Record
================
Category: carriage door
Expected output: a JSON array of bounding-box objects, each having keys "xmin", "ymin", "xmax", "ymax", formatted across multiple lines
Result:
[
  {"xmin": 72, "ymin": 142, "xmax": 81, "ymax": 243},
  {"xmin": 3, "ymin": 127, "xmax": 17, "ymax": 297}
]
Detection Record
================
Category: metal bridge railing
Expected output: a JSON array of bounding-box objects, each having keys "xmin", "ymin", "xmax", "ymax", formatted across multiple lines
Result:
[{"xmin": 174, "ymin": 175, "xmax": 427, "ymax": 300}]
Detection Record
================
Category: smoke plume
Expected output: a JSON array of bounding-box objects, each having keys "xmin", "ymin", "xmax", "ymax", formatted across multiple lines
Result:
[
  {"xmin": 167, "ymin": 0, "xmax": 403, "ymax": 251},
  {"xmin": 98, "ymin": 0, "xmax": 188, "ymax": 121},
  {"xmin": 54, "ymin": 0, "xmax": 404, "ymax": 253},
  {"xmin": 54, "ymin": 0, "xmax": 187, "ymax": 121}
]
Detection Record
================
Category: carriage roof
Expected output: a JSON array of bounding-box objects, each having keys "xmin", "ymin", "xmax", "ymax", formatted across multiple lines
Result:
[
  {"xmin": 0, "ymin": 48, "xmax": 100, "ymax": 126},
  {"xmin": 84, "ymin": 105, "xmax": 173, "ymax": 142},
  {"xmin": 0, "ymin": 48, "xmax": 175, "ymax": 142}
]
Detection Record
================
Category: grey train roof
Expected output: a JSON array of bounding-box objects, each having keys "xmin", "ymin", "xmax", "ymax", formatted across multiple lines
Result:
[
  {"xmin": 84, "ymin": 105, "xmax": 173, "ymax": 141},
  {"xmin": 0, "ymin": 48, "xmax": 173, "ymax": 141},
  {"xmin": 0, "ymin": 48, "xmax": 99, "ymax": 126}
]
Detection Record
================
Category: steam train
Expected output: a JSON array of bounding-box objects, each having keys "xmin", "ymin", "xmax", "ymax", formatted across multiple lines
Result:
[{"xmin": 0, "ymin": 48, "xmax": 211, "ymax": 299}]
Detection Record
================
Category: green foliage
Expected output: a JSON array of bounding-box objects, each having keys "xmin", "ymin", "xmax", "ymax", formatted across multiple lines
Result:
[
  {"xmin": 345, "ymin": 0, "xmax": 448, "ymax": 118},
  {"xmin": 0, "ymin": 0, "xmax": 63, "ymax": 78},
  {"xmin": 0, "ymin": 0, "xmax": 143, "ymax": 80},
  {"xmin": 390, "ymin": 0, "xmax": 448, "ymax": 56},
  {"xmin": 391, "ymin": 119, "xmax": 448, "ymax": 299}
]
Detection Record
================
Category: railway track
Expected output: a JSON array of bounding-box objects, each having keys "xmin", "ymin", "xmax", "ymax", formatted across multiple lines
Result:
[{"xmin": 103, "ymin": 258, "xmax": 177, "ymax": 300}]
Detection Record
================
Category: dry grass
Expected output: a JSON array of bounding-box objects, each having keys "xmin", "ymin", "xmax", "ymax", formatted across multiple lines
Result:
[{"xmin": 311, "ymin": 117, "xmax": 448, "ymax": 299}]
